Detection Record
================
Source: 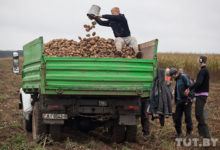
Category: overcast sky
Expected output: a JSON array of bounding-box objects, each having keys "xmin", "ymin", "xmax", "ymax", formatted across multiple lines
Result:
[{"xmin": 0, "ymin": 0, "xmax": 220, "ymax": 53}]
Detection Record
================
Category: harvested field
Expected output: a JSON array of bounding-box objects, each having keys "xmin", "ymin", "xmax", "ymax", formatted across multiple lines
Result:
[
  {"xmin": 158, "ymin": 53, "xmax": 220, "ymax": 81},
  {"xmin": 0, "ymin": 54, "xmax": 219, "ymax": 150}
]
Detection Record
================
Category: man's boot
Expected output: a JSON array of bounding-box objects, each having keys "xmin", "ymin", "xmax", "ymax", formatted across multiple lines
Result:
[
  {"xmin": 136, "ymin": 51, "xmax": 143, "ymax": 59},
  {"xmin": 177, "ymin": 132, "xmax": 183, "ymax": 138},
  {"xmin": 175, "ymin": 127, "xmax": 183, "ymax": 138},
  {"xmin": 141, "ymin": 118, "xmax": 149, "ymax": 137},
  {"xmin": 186, "ymin": 131, "xmax": 192, "ymax": 137},
  {"xmin": 115, "ymin": 51, "xmax": 122, "ymax": 56},
  {"xmin": 203, "ymin": 126, "xmax": 211, "ymax": 138},
  {"xmin": 198, "ymin": 124, "xmax": 205, "ymax": 137}
]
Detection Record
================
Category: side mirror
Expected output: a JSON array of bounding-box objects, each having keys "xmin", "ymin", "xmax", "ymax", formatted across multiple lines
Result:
[{"xmin": 12, "ymin": 52, "xmax": 20, "ymax": 74}]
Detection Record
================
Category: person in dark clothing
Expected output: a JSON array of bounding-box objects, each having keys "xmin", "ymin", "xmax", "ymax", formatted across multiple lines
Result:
[
  {"xmin": 93, "ymin": 7, "xmax": 142, "ymax": 58},
  {"xmin": 141, "ymin": 98, "xmax": 150, "ymax": 136},
  {"xmin": 170, "ymin": 68, "xmax": 193, "ymax": 137},
  {"xmin": 190, "ymin": 56, "xmax": 211, "ymax": 138},
  {"xmin": 165, "ymin": 68, "xmax": 173, "ymax": 97},
  {"xmin": 158, "ymin": 68, "xmax": 173, "ymax": 127}
]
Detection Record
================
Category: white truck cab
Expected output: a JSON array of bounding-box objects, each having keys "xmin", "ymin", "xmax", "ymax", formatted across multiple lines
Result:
[
  {"xmin": 12, "ymin": 52, "xmax": 33, "ymax": 131},
  {"xmin": 19, "ymin": 88, "xmax": 33, "ymax": 120},
  {"xmin": 19, "ymin": 88, "xmax": 33, "ymax": 132}
]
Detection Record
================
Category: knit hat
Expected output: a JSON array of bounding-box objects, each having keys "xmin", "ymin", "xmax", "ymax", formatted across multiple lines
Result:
[{"xmin": 169, "ymin": 68, "xmax": 178, "ymax": 76}]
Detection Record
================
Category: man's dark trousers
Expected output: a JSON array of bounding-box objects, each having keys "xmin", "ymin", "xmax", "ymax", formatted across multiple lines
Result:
[
  {"xmin": 195, "ymin": 96, "xmax": 211, "ymax": 138},
  {"xmin": 174, "ymin": 100, "xmax": 193, "ymax": 135},
  {"xmin": 141, "ymin": 98, "xmax": 149, "ymax": 135}
]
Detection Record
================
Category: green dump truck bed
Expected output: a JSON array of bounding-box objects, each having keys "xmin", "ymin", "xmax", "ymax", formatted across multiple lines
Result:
[{"xmin": 22, "ymin": 37, "xmax": 158, "ymax": 97}]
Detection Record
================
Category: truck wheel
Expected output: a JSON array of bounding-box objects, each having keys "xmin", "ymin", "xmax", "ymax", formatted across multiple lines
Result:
[
  {"xmin": 32, "ymin": 102, "xmax": 47, "ymax": 140},
  {"xmin": 49, "ymin": 125, "xmax": 61, "ymax": 141},
  {"xmin": 23, "ymin": 115, "xmax": 32, "ymax": 132},
  {"xmin": 112, "ymin": 121, "xmax": 126, "ymax": 143},
  {"xmin": 126, "ymin": 125, "xmax": 137, "ymax": 142}
]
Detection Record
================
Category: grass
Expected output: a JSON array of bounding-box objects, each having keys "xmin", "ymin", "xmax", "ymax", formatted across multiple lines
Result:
[
  {"xmin": 1, "ymin": 134, "xmax": 27, "ymax": 150},
  {"xmin": 0, "ymin": 134, "xmax": 47, "ymax": 150},
  {"xmin": 85, "ymin": 138, "xmax": 97, "ymax": 149},
  {"xmin": 122, "ymin": 146, "xmax": 131, "ymax": 150},
  {"xmin": 65, "ymin": 137, "xmax": 78, "ymax": 150},
  {"xmin": 10, "ymin": 122, "xmax": 23, "ymax": 130},
  {"xmin": 159, "ymin": 140, "xmax": 172, "ymax": 149},
  {"xmin": 0, "ymin": 93, "xmax": 6, "ymax": 103}
]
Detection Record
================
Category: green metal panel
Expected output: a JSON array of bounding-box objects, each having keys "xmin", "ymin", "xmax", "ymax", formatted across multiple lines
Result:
[
  {"xmin": 22, "ymin": 37, "xmax": 158, "ymax": 97},
  {"xmin": 44, "ymin": 57, "xmax": 156, "ymax": 97},
  {"xmin": 153, "ymin": 40, "xmax": 158, "ymax": 77},
  {"xmin": 22, "ymin": 37, "xmax": 44, "ymax": 91}
]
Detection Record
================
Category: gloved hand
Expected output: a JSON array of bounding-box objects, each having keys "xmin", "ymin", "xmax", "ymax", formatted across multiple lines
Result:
[
  {"xmin": 94, "ymin": 15, "xmax": 102, "ymax": 19},
  {"xmin": 87, "ymin": 14, "xmax": 102, "ymax": 20},
  {"xmin": 184, "ymin": 88, "xmax": 190, "ymax": 96},
  {"xmin": 88, "ymin": 14, "xmax": 95, "ymax": 20}
]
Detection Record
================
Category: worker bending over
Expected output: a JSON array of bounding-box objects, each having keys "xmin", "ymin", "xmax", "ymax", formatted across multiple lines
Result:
[{"xmin": 170, "ymin": 68, "xmax": 193, "ymax": 137}]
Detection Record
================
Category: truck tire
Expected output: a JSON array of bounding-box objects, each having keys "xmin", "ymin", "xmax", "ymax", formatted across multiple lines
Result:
[
  {"xmin": 23, "ymin": 115, "xmax": 32, "ymax": 132},
  {"xmin": 32, "ymin": 102, "xmax": 47, "ymax": 141},
  {"xmin": 112, "ymin": 121, "xmax": 126, "ymax": 143},
  {"xmin": 126, "ymin": 125, "xmax": 137, "ymax": 142},
  {"xmin": 49, "ymin": 125, "xmax": 61, "ymax": 141}
]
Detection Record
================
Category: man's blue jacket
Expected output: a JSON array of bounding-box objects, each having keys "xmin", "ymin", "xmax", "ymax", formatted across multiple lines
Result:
[
  {"xmin": 95, "ymin": 14, "xmax": 131, "ymax": 37},
  {"xmin": 175, "ymin": 73, "xmax": 190, "ymax": 102}
]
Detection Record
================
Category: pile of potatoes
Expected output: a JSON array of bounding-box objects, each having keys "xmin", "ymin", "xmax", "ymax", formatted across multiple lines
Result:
[{"xmin": 44, "ymin": 21, "xmax": 136, "ymax": 58}]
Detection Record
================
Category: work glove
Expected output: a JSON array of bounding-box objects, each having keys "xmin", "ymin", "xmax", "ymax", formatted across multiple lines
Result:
[
  {"xmin": 88, "ymin": 14, "xmax": 95, "ymax": 20},
  {"xmin": 94, "ymin": 15, "xmax": 102, "ymax": 19},
  {"xmin": 184, "ymin": 88, "xmax": 190, "ymax": 96},
  {"xmin": 88, "ymin": 14, "xmax": 102, "ymax": 20}
]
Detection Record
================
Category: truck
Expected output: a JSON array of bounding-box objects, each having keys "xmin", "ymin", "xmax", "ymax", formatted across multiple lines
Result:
[{"xmin": 15, "ymin": 37, "xmax": 158, "ymax": 142}]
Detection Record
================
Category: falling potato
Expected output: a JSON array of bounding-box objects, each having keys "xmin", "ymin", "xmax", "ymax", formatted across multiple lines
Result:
[
  {"xmin": 92, "ymin": 32, "xmax": 96, "ymax": 36},
  {"xmin": 86, "ymin": 28, "xmax": 90, "ymax": 32},
  {"xmin": 78, "ymin": 36, "xmax": 82, "ymax": 41},
  {"xmin": 92, "ymin": 21, "xmax": 96, "ymax": 25}
]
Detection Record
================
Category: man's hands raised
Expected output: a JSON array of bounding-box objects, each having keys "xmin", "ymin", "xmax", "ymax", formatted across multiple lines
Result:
[{"xmin": 88, "ymin": 14, "xmax": 102, "ymax": 20}]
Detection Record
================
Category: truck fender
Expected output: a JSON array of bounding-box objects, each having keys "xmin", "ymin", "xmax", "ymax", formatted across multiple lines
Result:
[{"xmin": 20, "ymin": 88, "xmax": 33, "ymax": 120}]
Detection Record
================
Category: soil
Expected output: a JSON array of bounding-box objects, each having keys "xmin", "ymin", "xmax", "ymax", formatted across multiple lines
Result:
[{"xmin": 0, "ymin": 57, "xmax": 219, "ymax": 150}]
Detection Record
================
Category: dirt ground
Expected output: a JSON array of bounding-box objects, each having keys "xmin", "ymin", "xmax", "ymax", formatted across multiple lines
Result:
[{"xmin": 0, "ymin": 57, "xmax": 219, "ymax": 150}]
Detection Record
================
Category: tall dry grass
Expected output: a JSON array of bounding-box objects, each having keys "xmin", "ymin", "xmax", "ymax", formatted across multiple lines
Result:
[{"xmin": 158, "ymin": 53, "xmax": 220, "ymax": 82}]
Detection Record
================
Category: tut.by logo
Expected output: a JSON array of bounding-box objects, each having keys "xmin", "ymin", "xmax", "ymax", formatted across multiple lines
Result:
[{"xmin": 175, "ymin": 138, "xmax": 218, "ymax": 147}]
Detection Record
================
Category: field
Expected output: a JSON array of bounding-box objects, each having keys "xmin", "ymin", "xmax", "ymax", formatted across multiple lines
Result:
[
  {"xmin": 0, "ymin": 54, "xmax": 220, "ymax": 150},
  {"xmin": 158, "ymin": 53, "xmax": 220, "ymax": 81}
]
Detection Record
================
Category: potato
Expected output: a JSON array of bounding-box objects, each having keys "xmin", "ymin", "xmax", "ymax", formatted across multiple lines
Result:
[
  {"xmin": 92, "ymin": 32, "xmax": 96, "ymax": 36},
  {"xmin": 92, "ymin": 21, "xmax": 96, "ymax": 25},
  {"xmin": 43, "ymin": 21, "xmax": 136, "ymax": 58}
]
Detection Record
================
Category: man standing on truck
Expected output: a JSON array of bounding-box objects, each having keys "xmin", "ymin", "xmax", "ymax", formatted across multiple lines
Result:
[
  {"xmin": 170, "ymin": 68, "xmax": 193, "ymax": 137},
  {"xmin": 93, "ymin": 7, "xmax": 142, "ymax": 58},
  {"xmin": 190, "ymin": 56, "xmax": 211, "ymax": 138}
]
